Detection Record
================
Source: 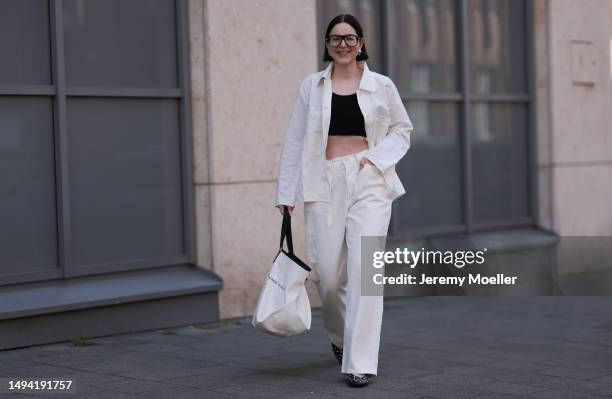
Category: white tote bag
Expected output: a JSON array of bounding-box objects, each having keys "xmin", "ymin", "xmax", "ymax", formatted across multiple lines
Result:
[{"xmin": 252, "ymin": 207, "xmax": 311, "ymax": 337}]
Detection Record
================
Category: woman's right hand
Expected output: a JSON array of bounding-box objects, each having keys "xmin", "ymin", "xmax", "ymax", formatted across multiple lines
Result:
[{"xmin": 276, "ymin": 205, "xmax": 294, "ymax": 215}]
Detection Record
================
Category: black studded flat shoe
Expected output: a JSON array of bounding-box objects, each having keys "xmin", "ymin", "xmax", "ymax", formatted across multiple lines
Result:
[
  {"xmin": 331, "ymin": 342, "xmax": 343, "ymax": 365},
  {"xmin": 347, "ymin": 374, "xmax": 369, "ymax": 387}
]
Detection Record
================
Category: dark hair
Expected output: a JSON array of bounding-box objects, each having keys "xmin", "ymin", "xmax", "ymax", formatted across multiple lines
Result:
[{"xmin": 323, "ymin": 14, "xmax": 369, "ymax": 62}]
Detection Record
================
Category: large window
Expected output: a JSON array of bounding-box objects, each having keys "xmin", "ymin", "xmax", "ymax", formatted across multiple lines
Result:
[
  {"xmin": 0, "ymin": 0, "xmax": 194, "ymax": 285},
  {"xmin": 318, "ymin": 0, "xmax": 534, "ymax": 236}
]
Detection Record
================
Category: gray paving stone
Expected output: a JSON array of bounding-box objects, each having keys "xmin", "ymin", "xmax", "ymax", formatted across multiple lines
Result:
[
  {"xmin": 91, "ymin": 377, "xmax": 183, "ymax": 394},
  {"xmin": 372, "ymin": 365, "xmax": 435, "ymax": 380},
  {"xmin": 476, "ymin": 380, "xmax": 546, "ymax": 395},
  {"xmin": 293, "ymin": 381, "xmax": 413, "ymax": 399},
  {"xmin": 219, "ymin": 352, "xmax": 328, "ymax": 370},
  {"xmin": 590, "ymin": 373, "xmax": 612, "ymax": 384},
  {"xmin": 30, "ymin": 352, "xmax": 125, "ymax": 368},
  {"xmin": 590, "ymin": 383, "xmax": 612, "ymax": 396},
  {"xmin": 528, "ymin": 389, "xmax": 611, "ymax": 399},
  {"xmin": 176, "ymin": 365, "xmax": 262, "ymax": 379},
  {"xmin": 0, "ymin": 394, "xmax": 42, "ymax": 399},
  {"xmin": 471, "ymin": 393, "xmax": 529, "ymax": 399},
  {"xmin": 408, "ymin": 372, "xmax": 495, "ymax": 390},
  {"xmin": 442, "ymin": 364, "xmax": 553, "ymax": 385},
  {"xmin": 359, "ymin": 374, "xmax": 425, "ymax": 392},
  {"xmin": 532, "ymin": 375, "xmax": 612, "ymax": 394},
  {"xmin": 133, "ymin": 384, "xmax": 242, "ymax": 399},
  {"xmin": 2, "ymin": 297, "xmax": 611, "ymax": 398},
  {"xmin": 484, "ymin": 359, "xmax": 553, "ymax": 374},
  {"xmin": 537, "ymin": 356, "xmax": 612, "ymax": 370},
  {"xmin": 148, "ymin": 348, "xmax": 227, "ymax": 365},
  {"xmin": 79, "ymin": 390, "xmax": 141, "ymax": 399},
  {"xmin": 226, "ymin": 372, "xmax": 329, "ymax": 388},
  {"xmin": 0, "ymin": 361, "xmax": 55, "ymax": 376},
  {"xmin": 378, "ymin": 356, "xmax": 451, "ymax": 373},
  {"xmin": 71, "ymin": 361, "xmax": 212, "ymax": 382},
  {"xmin": 535, "ymin": 366, "xmax": 612, "ymax": 380},
  {"xmin": 267, "ymin": 393, "xmax": 345, "ymax": 399},
  {"xmin": 400, "ymin": 384, "xmax": 495, "ymax": 399},
  {"xmin": 270, "ymin": 363, "xmax": 340, "ymax": 380},
  {"xmin": 208, "ymin": 381, "xmax": 304, "ymax": 397},
  {"xmin": 425, "ymin": 351, "xmax": 500, "ymax": 366},
  {"xmin": 160, "ymin": 374, "xmax": 245, "ymax": 390}
]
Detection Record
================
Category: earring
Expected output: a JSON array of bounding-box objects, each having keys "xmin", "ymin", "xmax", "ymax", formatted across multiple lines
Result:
[{"xmin": 358, "ymin": 49, "xmax": 362, "ymax": 55}]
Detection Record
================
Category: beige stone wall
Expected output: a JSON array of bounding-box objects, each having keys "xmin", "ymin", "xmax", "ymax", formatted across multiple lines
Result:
[
  {"xmin": 189, "ymin": 0, "xmax": 321, "ymax": 318},
  {"xmin": 536, "ymin": 0, "xmax": 612, "ymax": 276},
  {"xmin": 188, "ymin": 0, "xmax": 612, "ymax": 316},
  {"xmin": 548, "ymin": 0, "xmax": 612, "ymax": 237}
]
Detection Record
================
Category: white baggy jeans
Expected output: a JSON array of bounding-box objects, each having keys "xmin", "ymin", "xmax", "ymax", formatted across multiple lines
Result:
[{"xmin": 304, "ymin": 148, "xmax": 393, "ymax": 376}]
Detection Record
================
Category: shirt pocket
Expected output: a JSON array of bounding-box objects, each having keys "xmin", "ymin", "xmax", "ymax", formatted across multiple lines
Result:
[
  {"xmin": 373, "ymin": 104, "xmax": 390, "ymax": 125},
  {"xmin": 372, "ymin": 105, "xmax": 390, "ymax": 144},
  {"xmin": 305, "ymin": 110, "xmax": 323, "ymax": 155}
]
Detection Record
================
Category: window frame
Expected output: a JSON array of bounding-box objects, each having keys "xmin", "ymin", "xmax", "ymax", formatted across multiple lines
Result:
[{"xmin": 0, "ymin": 0, "xmax": 196, "ymax": 286}]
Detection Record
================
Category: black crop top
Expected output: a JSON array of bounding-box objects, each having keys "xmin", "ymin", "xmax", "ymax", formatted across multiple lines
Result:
[{"xmin": 328, "ymin": 92, "xmax": 367, "ymax": 137}]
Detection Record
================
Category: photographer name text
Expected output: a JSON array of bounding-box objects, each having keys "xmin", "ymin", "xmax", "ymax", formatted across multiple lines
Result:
[{"xmin": 373, "ymin": 273, "xmax": 517, "ymax": 286}]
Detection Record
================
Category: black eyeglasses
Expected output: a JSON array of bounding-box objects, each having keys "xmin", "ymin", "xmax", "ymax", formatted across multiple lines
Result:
[{"xmin": 326, "ymin": 34, "xmax": 361, "ymax": 47}]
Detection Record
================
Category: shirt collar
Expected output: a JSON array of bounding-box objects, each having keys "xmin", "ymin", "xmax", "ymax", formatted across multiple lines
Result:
[{"xmin": 317, "ymin": 61, "xmax": 376, "ymax": 92}]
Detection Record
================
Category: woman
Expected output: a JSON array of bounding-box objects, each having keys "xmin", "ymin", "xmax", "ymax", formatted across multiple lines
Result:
[{"xmin": 275, "ymin": 14, "xmax": 413, "ymax": 388}]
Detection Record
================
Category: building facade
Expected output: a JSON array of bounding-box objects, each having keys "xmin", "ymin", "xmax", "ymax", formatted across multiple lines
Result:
[{"xmin": 0, "ymin": 0, "xmax": 611, "ymax": 349}]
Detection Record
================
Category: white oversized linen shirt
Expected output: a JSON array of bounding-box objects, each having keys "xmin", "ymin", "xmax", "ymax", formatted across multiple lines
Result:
[{"xmin": 275, "ymin": 61, "xmax": 414, "ymax": 207}]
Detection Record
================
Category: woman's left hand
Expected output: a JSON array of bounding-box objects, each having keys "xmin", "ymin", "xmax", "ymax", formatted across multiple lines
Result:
[{"xmin": 359, "ymin": 157, "xmax": 374, "ymax": 169}]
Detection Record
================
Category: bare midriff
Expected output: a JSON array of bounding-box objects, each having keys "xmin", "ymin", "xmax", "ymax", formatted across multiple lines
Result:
[{"xmin": 325, "ymin": 135, "xmax": 368, "ymax": 160}]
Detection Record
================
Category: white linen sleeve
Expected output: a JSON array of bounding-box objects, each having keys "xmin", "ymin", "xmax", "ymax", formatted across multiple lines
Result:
[
  {"xmin": 275, "ymin": 78, "xmax": 308, "ymax": 207},
  {"xmin": 365, "ymin": 77, "xmax": 413, "ymax": 172}
]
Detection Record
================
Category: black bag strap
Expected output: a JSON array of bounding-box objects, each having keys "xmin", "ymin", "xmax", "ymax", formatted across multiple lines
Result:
[{"xmin": 279, "ymin": 206, "xmax": 294, "ymax": 254}]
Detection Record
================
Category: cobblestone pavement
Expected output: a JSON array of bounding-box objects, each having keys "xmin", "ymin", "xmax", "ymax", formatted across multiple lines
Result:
[{"xmin": 2, "ymin": 297, "xmax": 612, "ymax": 398}]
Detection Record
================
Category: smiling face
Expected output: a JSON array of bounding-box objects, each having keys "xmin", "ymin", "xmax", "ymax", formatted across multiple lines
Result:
[{"xmin": 326, "ymin": 22, "xmax": 363, "ymax": 66}]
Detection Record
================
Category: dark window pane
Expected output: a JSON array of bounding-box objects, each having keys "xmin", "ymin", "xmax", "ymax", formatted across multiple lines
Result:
[
  {"xmin": 389, "ymin": 0, "xmax": 458, "ymax": 94},
  {"xmin": 317, "ymin": 0, "xmax": 384, "ymax": 73},
  {"xmin": 468, "ymin": 0, "xmax": 527, "ymax": 94},
  {"xmin": 471, "ymin": 103, "xmax": 529, "ymax": 222},
  {"xmin": 67, "ymin": 98, "xmax": 184, "ymax": 267},
  {"xmin": 63, "ymin": 0, "xmax": 178, "ymax": 88},
  {"xmin": 395, "ymin": 102, "xmax": 463, "ymax": 230},
  {"xmin": 0, "ymin": 0, "xmax": 51, "ymax": 85},
  {"xmin": 0, "ymin": 97, "xmax": 57, "ymax": 274}
]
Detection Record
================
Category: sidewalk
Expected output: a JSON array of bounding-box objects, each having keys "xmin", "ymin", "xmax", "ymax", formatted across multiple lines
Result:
[{"xmin": 1, "ymin": 297, "xmax": 612, "ymax": 398}]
